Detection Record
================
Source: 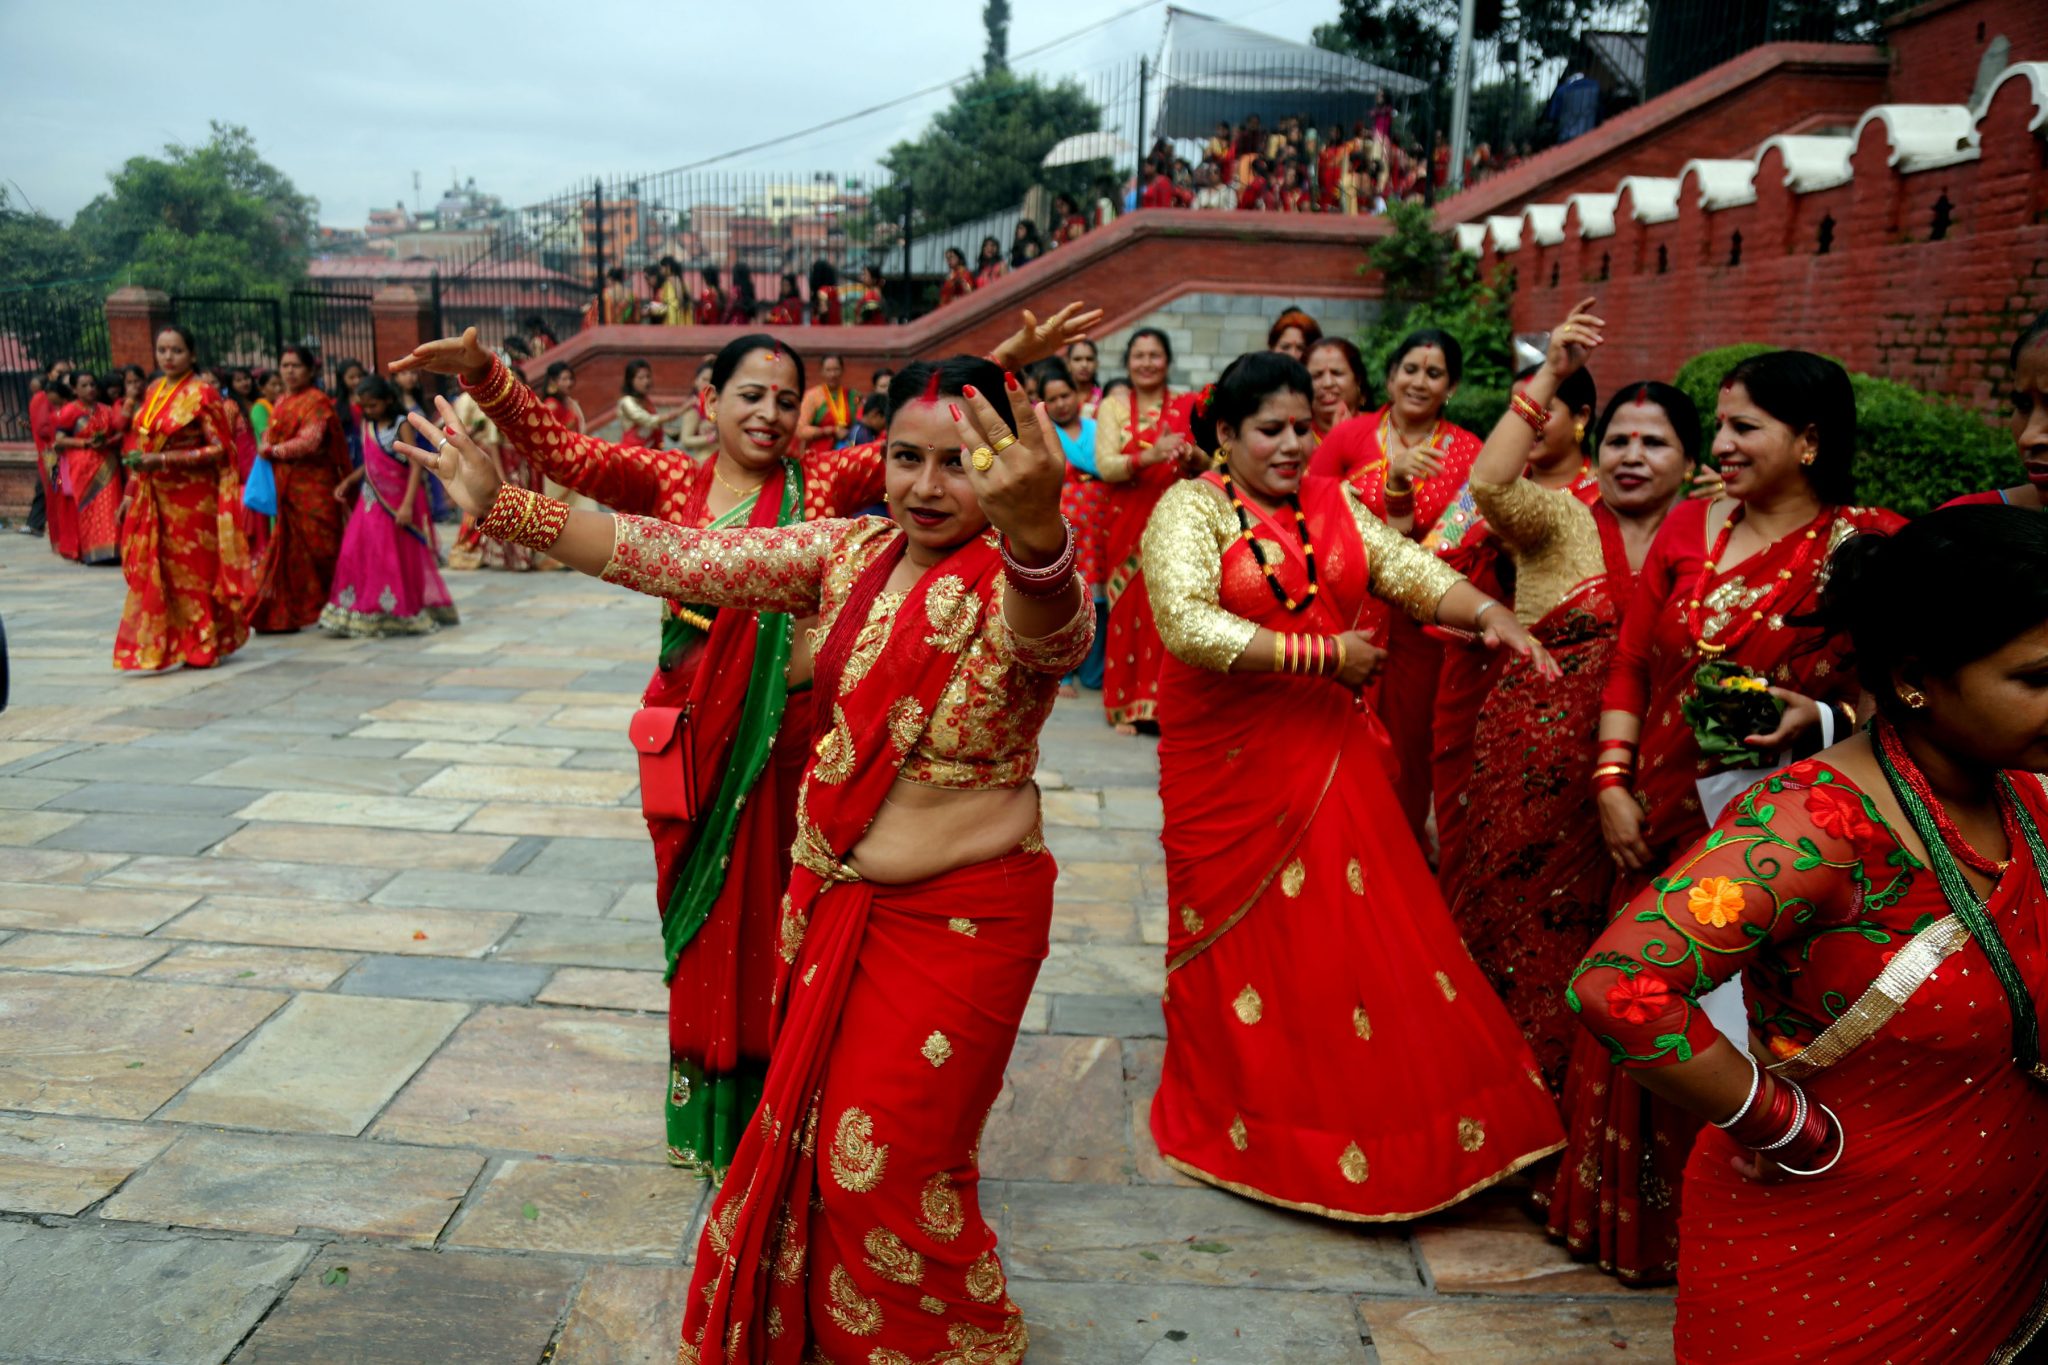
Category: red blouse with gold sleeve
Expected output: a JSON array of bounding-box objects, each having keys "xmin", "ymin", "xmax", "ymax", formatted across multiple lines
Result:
[
  {"xmin": 462, "ymin": 358, "xmax": 884, "ymax": 527},
  {"xmin": 600, "ymin": 514, "xmax": 1093, "ymax": 791}
]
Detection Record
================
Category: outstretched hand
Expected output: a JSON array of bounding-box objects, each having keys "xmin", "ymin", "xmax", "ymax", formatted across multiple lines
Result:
[
  {"xmin": 394, "ymin": 396, "xmax": 505, "ymax": 517},
  {"xmin": 992, "ymin": 302, "xmax": 1104, "ymax": 372},
  {"xmin": 949, "ymin": 379, "xmax": 1066, "ymax": 560},
  {"xmin": 1479, "ymin": 607, "xmax": 1562, "ymax": 681},
  {"xmin": 1544, "ymin": 296, "xmax": 1604, "ymax": 380},
  {"xmin": 389, "ymin": 327, "xmax": 495, "ymax": 387}
]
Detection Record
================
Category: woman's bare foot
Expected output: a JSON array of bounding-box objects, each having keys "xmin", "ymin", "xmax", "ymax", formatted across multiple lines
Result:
[
  {"xmin": 1113, "ymin": 721, "xmax": 1138, "ymax": 736},
  {"xmin": 1058, "ymin": 682, "xmax": 1080, "ymax": 699}
]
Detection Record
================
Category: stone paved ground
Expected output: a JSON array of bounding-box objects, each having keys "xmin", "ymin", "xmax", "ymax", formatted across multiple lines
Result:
[{"xmin": 0, "ymin": 532, "xmax": 1675, "ymax": 1364}]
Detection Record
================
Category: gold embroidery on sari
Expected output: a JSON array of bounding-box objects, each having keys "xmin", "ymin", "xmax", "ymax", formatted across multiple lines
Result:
[
  {"xmin": 841, "ymin": 606, "xmax": 893, "ymax": 693},
  {"xmin": 830, "ymin": 1107, "xmax": 888, "ymax": 1193},
  {"xmin": 1436, "ymin": 971, "xmax": 1458, "ymax": 1001},
  {"xmin": 1019, "ymin": 824, "xmax": 1047, "ymax": 854},
  {"xmin": 1346, "ymin": 858, "xmax": 1365, "ymax": 894},
  {"xmin": 1232, "ymin": 984, "xmax": 1264, "ymax": 1024},
  {"xmin": 1353, "ymin": 1007, "xmax": 1372, "ymax": 1040},
  {"xmin": 826, "ymin": 1264, "xmax": 883, "ymax": 1336},
  {"xmin": 1458, "ymin": 1117, "xmax": 1487, "ymax": 1152},
  {"xmin": 1339, "ymin": 1142, "xmax": 1370, "ymax": 1183},
  {"xmin": 771, "ymin": 1203, "xmax": 805, "ymax": 1284},
  {"xmin": 766, "ymin": 1306, "xmax": 784, "ymax": 1340},
  {"xmin": 1179, "ymin": 904, "xmax": 1203, "ymax": 934},
  {"xmin": 862, "ymin": 1228, "xmax": 925, "ymax": 1285},
  {"xmin": 874, "ymin": 1349, "xmax": 917, "ymax": 1365},
  {"xmin": 801, "ymin": 1103, "xmax": 820, "ymax": 1157},
  {"xmin": 923, "ymin": 575, "xmax": 978, "ymax": 651},
  {"xmin": 948, "ymin": 917, "xmax": 978, "ymax": 936},
  {"xmin": 921, "ymin": 1031, "xmax": 954, "ymax": 1067},
  {"xmin": 1280, "ymin": 858, "xmax": 1306, "ymax": 898},
  {"xmin": 705, "ymin": 1198, "xmax": 740, "ymax": 1258},
  {"xmin": 813, "ymin": 704, "xmax": 855, "ymax": 784},
  {"xmin": 888, "ymin": 696, "xmax": 928, "ymax": 755},
  {"xmin": 778, "ymin": 895, "xmax": 806, "ymax": 965},
  {"xmin": 966, "ymin": 1249, "xmax": 1007, "ymax": 1303},
  {"xmin": 917, "ymin": 1173, "xmax": 965, "ymax": 1241},
  {"xmin": 919, "ymin": 1296, "xmax": 947, "ymax": 1316},
  {"xmin": 1228, "ymin": 1115, "xmax": 1249, "ymax": 1151},
  {"xmin": 946, "ymin": 1316, "xmax": 1029, "ymax": 1362}
]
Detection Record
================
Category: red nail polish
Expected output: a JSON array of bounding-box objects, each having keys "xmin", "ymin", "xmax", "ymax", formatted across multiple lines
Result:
[
  {"xmin": 1004, "ymin": 371, "xmax": 1020, "ymax": 391},
  {"xmin": 962, "ymin": 385, "xmax": 978, "ymax": 399},
  {"xmin": 948, "ymin": 403, "xmax": 962, "ymax": 421}
]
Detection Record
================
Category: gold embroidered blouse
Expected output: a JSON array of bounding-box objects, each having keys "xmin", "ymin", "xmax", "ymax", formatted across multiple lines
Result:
[
  {"xmin": 1094, "ymin": 392, "xmax": 1176, "ymax": 482},
  {"xmin": 1141, "ymin": 478, "xmax": 1462, "ymax": 672},
  {"xmin": 1468, "ymin": 477, "xmax": 1606, "ymax": 627},
  {"xmin": 601, "ymin": 514, "xmax": 1092, "ymax": 790}
]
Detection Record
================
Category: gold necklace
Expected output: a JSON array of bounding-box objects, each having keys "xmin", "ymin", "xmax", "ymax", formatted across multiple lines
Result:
[{"xmin": 711, "ymin": 457, "xmax": 767, "ymax": 500}]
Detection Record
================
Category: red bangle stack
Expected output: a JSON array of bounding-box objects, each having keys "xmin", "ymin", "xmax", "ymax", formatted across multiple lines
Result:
[
  {"xmin": 1000, "ymin": 519, "xmax": 1077, "ymax": 598},
  {"xmin": 1723, "ymin": 1074, "xmax": 1841, "ymax": 1172},
  {"xmin": 1509, "ymin": 389, "xmax": 1551, "ymax": 435}
]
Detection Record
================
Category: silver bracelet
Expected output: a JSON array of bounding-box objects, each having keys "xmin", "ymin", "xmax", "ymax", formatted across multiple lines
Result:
[
  {"xmin": 1473, "ymin": 600, "xmax": 1505, "ymax": 630},
  {"xmin": 1776, "ymin": 1103, "xmax": 1847, "ymax": 1177},
  {"xmin": 1757, "ymin": 1081, "xmax": 1809, "ymax": 1152},
  {"xmin": 1713, "ymin": 1050, "xmax": 1762, "ymax": 1130}
]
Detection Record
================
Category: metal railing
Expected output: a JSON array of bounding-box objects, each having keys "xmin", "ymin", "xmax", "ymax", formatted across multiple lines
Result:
[{"xmin": 0, "ymin": 279, "xmax": 112, "ymax": 443}]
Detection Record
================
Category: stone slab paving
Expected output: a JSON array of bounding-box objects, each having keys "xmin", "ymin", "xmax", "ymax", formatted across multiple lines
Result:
[{"xmin": 0, "ymin": 535, "xmax": 1674, "ymax": 1363}]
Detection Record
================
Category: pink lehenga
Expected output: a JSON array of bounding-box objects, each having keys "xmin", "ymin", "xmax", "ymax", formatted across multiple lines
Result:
[{"xmin": 318, "ymin": 416, "xmax": 459, "ymax": 638}]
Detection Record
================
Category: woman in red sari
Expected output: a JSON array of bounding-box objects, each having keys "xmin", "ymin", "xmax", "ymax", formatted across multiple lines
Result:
[
  {"xmin": 973, "ymin": 236, "xmax": 1006, "ymax": 290},
  {"xmin": 1946, "ymin": 309, "xmax": 2047, "ymax": 511},
  {"xmin": 411, "ymin": 356, "xmax": 1091, "ymax": 1365},
  {"xmin": 937, "ymin": 248, "xmax": 976, "ymax": 307},
  {"xmin": 807, "ymin": 260, "xmax": 841, "ymax": 326},
  {"xmin": 763, "ymin": 275, "xmax": 804, "ymax": 327},
  {"xmin": 1051, "ymin": 193, "xmax": 1088, "ymax": 246},
  {"xmin": 1453, "ymin": 306, "xmax": 1698, "ymax": 1098},
  {"xmin": 1571, "ymin": 504, "xmax": 2048, "ymax": 1360},
  {"xmin": 1304, "ymin": 337, "xmax": 1364, "ymax": 447},
  {"xmin": 1309, "ymin": 329, "xmax": 1484, "ymax": 837},
  {"xmin": 31, "ymin": 363, "xmax": 80, "ymax": 560},
  {"xmin": 1552, "ymin": 350, "xmax": 1906, "ymax": 1283},
  {"xmin": 396, "ymin": 308, "xmax": 1098, "ymax": 1178},
  {"xmin": 51, "ymin": 372, "xmax": 125, "ymax": 566},
  {"xmin": 1145, "ymin": 352, "xmax": 1564, "ymax": 1219},
  {"xmin": 250, "ymin": 346, "xmax": 350, "ymax": 633},
  {"xmin": 1095, "ymin": 328, "xmax": 1202, "ymax": 733},
  {"xmin": 115, "ymin": 326, "xmax": 253, "ymax": 672}
]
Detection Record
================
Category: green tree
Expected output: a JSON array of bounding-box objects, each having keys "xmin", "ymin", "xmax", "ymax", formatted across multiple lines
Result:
[
  {"xmin": 71, "ymin": 122, "xmax": 317, "ymax": 295},
  {"xmin": 1359, "ymin": 199, "xmax": 1516, "ymax": 421},
  {"xmin": 983, "ymin": 0, "xmax": 1011, "ymax": 76},
  {"xmin": 876, "ymin": 71, "xmax": 1102, "ymax": 235},
  {"xmin": 0, "ymin": 187, "xmax": 93, "ymax": 291}
]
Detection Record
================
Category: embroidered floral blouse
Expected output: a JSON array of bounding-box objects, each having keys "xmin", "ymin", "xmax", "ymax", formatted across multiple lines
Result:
[
  {"xmin": 464, "ymin": 358, "xmax": 884, "ymax": 525},
  {"xmin": 1570, "ymin": 759, "xmax": 1951, "ymax": 1069},
  {"xmin": 1141, "ymin": 477, "xmax": 1461, "ymax": 671},
  {"xmin": 602, "ymin": 515, "xmax": 1092, "ymax": 791}
]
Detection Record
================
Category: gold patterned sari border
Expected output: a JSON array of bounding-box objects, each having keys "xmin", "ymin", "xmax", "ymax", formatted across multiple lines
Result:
[
  {"xmin": 1160, "ymin": 1139, "xmax": 1565, "ymax": 1224},
  {"xmin": 1769, "ymin": 914, "xmax": 1969, "ymax": 1081}
]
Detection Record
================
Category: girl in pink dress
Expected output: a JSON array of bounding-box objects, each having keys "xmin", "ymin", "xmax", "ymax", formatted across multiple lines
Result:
[{"xmin": 318, "ymin": 377, "xmax": 459, "ymax": 638}]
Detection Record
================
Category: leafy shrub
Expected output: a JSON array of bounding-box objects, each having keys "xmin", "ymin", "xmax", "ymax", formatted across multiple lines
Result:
[
  {"xmin": 1672, "ymin": 343, "xmax": 2013, "ymax": 517},
  {"xmin": 1444, "ymin": 385, "xmax": 1507, "ymax": 435},
  {"xmin": 1360, "ymin": 200, "xmax": 1516, "ymax": 397}
]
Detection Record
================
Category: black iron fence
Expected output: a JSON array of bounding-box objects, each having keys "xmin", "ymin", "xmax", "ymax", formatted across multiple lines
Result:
[
  {"xmin": 0, "ymin": 278, "xmax": 112, "ymax": 443},
  {"xmin": 167, "ymin": 285, "xmax": 374, "ymax": 392}
]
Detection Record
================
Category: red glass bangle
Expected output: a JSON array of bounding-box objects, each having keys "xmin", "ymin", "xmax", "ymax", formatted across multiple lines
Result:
[{"xmin": 1592, "ymin": 771, "xmax": 1632, "ymax": 794}]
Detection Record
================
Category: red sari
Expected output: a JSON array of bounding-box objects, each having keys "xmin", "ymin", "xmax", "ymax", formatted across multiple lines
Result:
[
  {"xmin": 1097, "ymin": 390, "xmax": 1194, "ymax": 728},
  {"xmin": 114, "ymin": 375, "xmax": 253, "ymax": 672},
  {"xmin": 53, "ymin": 401, "xmax": 124, "ymax": 566},
  {"xmin": 580, "ymin": 513, "xmax": 1089, "ymax": 1364},
  {"xmin": 810, "ymin": 285, "xmax": 841, "ymax": 326},
  {"xmin": 465, "ymin": 360, "xmax": 884, "ymax": 1175},
  {"xmin": 1450, "ymin": 489, "xmax": 1628, "ymax": 1097},
  {"xmin": 30, "ymin": 389, "xmax": 79, "ymax": 561},
  {"xmin": 1547, "ymin": 497, "xmax": 1906, "ymax": 1282},
  {"xmin": 250, "ymin": 387, "xmax": 349, "ymax": 633},
  {"xmin": 1309, "ymin": 407, "xmax": 1484, "ymax": 837},
  {"xmin": 1145, "ymin": 475, "xmax": 1563, "ymax": 1217},
  {"xmin": 938, "ymin": 268, "xmax": 975, "ymax": 307},
  {"xmin": 1573, "ymin": 761, "xmax": 2048, "ymax": 1360},
  {"xmin": 764, "ymin": 296, "xmax": 803, "ymax": 326}
]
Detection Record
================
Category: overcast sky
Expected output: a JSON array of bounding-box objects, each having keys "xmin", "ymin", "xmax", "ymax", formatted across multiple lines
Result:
[{"xmin": 2, "ymin": 0, "xmax": 1338, "ymax": 232}]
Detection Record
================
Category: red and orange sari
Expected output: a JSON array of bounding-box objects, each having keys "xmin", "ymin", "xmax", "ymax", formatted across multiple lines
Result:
[
  {"xmin": 1144, "ymin": 474, "xmax": 1564, "ymax": 1219},
  {"xmin": 1572, "ymin": 760, "xmax": 2048, "ymax": 1360},
  {"xmin": 114, "ymin": 375, "xmax": 252, "ymax": 672},
  {"xmin": 465, "ymin": 359, "xmax": 884, "ymax": 1175},
  {"xmin": 1547, "ymin": 496, "xmax": 1905, "ymax": 1282},
  {"xmin": 1451, "ymin": 493, "xmax": 1629, "ymax": 1097},
  {"xmin": 54, "ymin": 399, "xmax": 124, "ymax": 566},
  {"xmin": 1097, "ymin": 389, "xmax": 1194, "ymax": 728},
  {"xmin": 1308, "ymin": 407, "xmax": 1483, "ymax": 837},
  {"xmin": 30, "ymin": 388, "xmax": 79, "ymax": 561},
  {"xmin": 250, "ymin": 386, "xmax": 349, "ymax": 633}
]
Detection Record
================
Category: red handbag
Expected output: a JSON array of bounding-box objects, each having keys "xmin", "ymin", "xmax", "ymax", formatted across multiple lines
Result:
[{"xmin": 628, "ymin": 706, "xmax": 699, "ymax": 820}]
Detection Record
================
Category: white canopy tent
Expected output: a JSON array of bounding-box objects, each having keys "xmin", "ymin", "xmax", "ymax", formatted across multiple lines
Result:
[{"xmin": 1151, "ymin": 6, "xmax": 1426, "ymax": 142}]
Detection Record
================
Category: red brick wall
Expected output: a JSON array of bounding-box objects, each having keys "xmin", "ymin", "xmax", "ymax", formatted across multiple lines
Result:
[
  {"xmin": 1884, "ymin": 0, "xmax": 2048, "ymax": 105},
  {"xmin": 1437, "ymin": 44, "xmax": 1891, "ymax": 225},
  {"xmin": 513, "ymin": 211, "xmax": 1388, "ymax": 398},
  {"xmin": 1483, "ymin": 67, "xmax": 2048, "ymax": 415}
]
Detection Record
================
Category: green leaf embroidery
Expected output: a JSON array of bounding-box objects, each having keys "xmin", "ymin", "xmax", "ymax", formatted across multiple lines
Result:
[{"xmin": 1651, "ymin": 1033, "xmax": 1695, "ymax": 1062}]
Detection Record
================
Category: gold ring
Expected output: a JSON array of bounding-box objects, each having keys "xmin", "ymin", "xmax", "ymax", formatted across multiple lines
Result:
[
  {"xmin": 970, "ymin": 446, "xmax": 995, "ymax": 472},
  {"xmin": 990, "ymin": 434, "xmax": 1017, "ymax": 454}
]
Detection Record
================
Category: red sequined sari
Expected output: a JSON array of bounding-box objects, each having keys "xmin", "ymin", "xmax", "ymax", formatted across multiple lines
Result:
[
  {"xmin": 114, "ymin": 376, "xmax": 252, "ymax": 672},
  {"xmin": 1573, "ymin": 761, "xmax": 2048, "ymax": 1361},
  {"xmin": 1547, "ymin": 497, "xmax": 1906, "ymax": 1282},
  {"xmin": 1097, "ymin": 390, "xmax": 1193, "ymax": 728}
]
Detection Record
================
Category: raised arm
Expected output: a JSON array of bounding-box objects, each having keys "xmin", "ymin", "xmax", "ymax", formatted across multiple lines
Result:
[{"xmin": 800, "ymin": 439, "xmax": 886, "ymax": 517}]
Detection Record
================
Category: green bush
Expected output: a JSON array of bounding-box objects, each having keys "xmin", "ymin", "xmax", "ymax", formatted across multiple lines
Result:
[
  {"xmin": 1672, "ymin": 343, "xmax": 2014, "ymax": 517},
  {"xmin": 1444, "ymin": 385, "xmax": 1507, "ymax": 435},
  {"xmin": 1360, "ymin": 200, "xmax": 1516, "ymax": 397}
]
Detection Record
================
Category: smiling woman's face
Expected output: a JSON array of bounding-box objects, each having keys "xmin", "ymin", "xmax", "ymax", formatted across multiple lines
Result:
[
  {"xmin": 707, "ymin": 348, "xmax": 800, "ymax": 471},
  {"xmin": 884, "ymin": 397, "xmax": 986, "ymax": 557}
]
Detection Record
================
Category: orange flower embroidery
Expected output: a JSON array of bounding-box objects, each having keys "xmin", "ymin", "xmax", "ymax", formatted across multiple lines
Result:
[
  {"xmin": 1686, "ymin": 876, "xmax": 1745, "ymax": 929},
  {"xmin": 1766, "ymin": 1034, "xmax": 1806, "ymax": 1061},
  {"xmin": 1604, "ymin": 974, "xmax": 1673, "ymax": 1027}
]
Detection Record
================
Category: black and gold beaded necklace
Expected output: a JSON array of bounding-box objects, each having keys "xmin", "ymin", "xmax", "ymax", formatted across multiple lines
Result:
[{"xmin": 1220, "ymin": 470, "xmax": 1318, "ymax": 611}]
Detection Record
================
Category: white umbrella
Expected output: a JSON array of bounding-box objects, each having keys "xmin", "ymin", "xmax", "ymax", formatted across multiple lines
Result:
[{"xmin": 1042, "ymin": 132, "xmax": 1134, "ymax": 168}]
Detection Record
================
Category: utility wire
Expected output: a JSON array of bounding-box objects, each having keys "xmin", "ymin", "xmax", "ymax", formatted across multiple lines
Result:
[{"xmin": 652, "ymin": 0, "xmax": 1168, "ymax": 174}]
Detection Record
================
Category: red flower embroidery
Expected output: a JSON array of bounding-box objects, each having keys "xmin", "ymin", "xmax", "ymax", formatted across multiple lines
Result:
[
  {"xmin": 1605, "ymin": 973, "xmax": 1674, "ymax": 1027},
  {"xmin": 1805, "ymin": 782, "xmax": 1872, "ymax": 842}
]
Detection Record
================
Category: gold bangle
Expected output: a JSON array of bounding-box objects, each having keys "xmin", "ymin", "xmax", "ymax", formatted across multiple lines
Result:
[
  {"xmin": 1272, "ymin": 632, "xmax": 1284, "ymax": 673},
  {"xmin": 1591, "ymin": 763, "xmax": 1632, "ymax": 778},
  {"xmin": 477, "ymin": 360, "xmax": 514, "ymax": 407},
  {"xmin": 1334, "ymin": 634, "xmax": 1347, "ymax": 675}
]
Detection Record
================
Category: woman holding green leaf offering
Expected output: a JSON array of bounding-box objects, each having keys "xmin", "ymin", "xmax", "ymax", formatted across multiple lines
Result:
[
  {"xmin": 1548, "ymin": 350, "xmax": 1903, "ymax": 1283},
  {"xmin": 389, "ymin": 306, "xmax": 1098, "ymax": 1177},
  {"xmin": 1569, "ymin": 504, "xmax": 2048, "ymax": 1360}
]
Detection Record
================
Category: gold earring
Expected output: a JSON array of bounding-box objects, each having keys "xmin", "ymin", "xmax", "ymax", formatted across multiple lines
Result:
[
  {"xmin": 1800, "ymin": 448, "xmax": 1816, "ymax": 466},
  {"xmin": 1898, "ymin": 685, "xmax": 1927, "ymax": 710},
  {"xmin": 1216, "ymin": 440, "xmax": 1233, "ymax": 462},
  {"xmin": 1574, "ymin": 420, "xmax": 1586, "ymax": 444}
]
